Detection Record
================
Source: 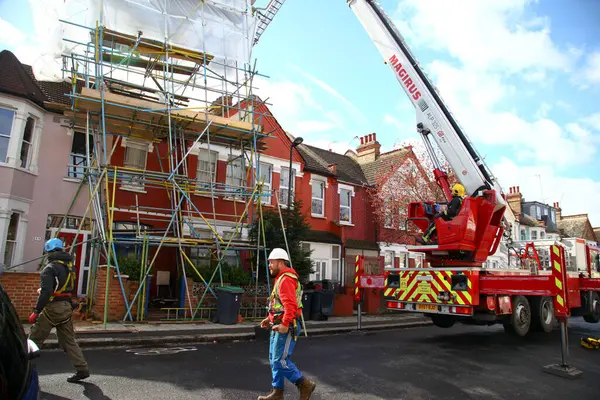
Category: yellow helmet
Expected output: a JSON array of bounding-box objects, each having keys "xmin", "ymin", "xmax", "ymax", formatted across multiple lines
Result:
[{"xmin": 451, "ymin": 183, "xmax": 465, "ymax": 197}]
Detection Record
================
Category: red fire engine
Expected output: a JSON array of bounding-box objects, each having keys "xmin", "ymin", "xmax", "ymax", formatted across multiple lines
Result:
[{"xmin": 347, "ymin": 0, "xmax": 600, "ymax": 337}]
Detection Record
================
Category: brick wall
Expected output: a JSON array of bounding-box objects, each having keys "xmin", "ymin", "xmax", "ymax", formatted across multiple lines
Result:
[
  {"xmin": 0, "ymin": 271, "xmax": 41, "ymax": 321},
  {"xmin": 91, "ymin": 266, "xmax": 139, "ymax": 321}
]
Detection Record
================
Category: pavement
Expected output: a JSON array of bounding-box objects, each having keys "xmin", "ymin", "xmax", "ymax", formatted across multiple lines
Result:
[
  {"xmin": 37, "ymin": 317, "xmax": 600, "ymax": 400},
  {"xmin": 24, "ymin": 313, "xmax": 433, "ymax": 349}
]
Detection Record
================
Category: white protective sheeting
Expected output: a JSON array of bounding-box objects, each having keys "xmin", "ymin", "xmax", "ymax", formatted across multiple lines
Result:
[{"xmin": 34, "ymin": 0, "xmax": 257, "ymax": 82}]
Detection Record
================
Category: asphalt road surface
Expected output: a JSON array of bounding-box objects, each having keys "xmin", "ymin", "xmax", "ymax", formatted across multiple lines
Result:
[{"xmin": 37, "ymin": 319, "xmax": 600, "ymax": 400}]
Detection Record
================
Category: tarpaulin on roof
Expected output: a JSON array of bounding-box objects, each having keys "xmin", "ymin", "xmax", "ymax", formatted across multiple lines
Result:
[{"xmin": 33, "ymin": 0, "xmax": 257, "ymax": 81}]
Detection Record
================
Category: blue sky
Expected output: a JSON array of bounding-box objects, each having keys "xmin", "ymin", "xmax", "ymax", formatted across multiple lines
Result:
[{"xmin": 1, "ymin": 0, "xmax": 599, "ymax": 226}]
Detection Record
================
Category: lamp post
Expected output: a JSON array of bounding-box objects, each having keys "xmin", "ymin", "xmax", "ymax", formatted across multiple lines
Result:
[{"xmin": 287, "ymin": 137, "xmax": 304, "ymax": 233}]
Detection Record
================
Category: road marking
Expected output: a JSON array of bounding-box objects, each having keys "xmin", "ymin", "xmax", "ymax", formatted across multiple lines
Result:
[{"xmin": 125, "ymin": 346, "xmax": 198, "ymax": 356}]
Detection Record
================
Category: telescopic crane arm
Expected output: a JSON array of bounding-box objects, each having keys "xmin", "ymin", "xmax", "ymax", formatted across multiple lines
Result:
[{"xmin": 347, "ymin": 0, "xmax": 506, "ymax": 210}]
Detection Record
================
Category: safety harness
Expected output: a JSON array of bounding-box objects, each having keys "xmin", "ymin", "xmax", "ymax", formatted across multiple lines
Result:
[
  {"xmin": 268, "ymin": 272, "xmax": 304, "ymax": 340},
  {"xmin": 49, "ymin": 259, "xmax": 76, "ymax": 302}
]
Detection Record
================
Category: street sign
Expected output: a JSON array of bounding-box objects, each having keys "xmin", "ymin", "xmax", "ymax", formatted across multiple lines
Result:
[{"xmin": 359, "ymin": 275, "xmax": 385, "ymax": 289}]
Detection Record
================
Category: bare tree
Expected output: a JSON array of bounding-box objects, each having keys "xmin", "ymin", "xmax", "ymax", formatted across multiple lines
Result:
[{"xmin": 368, "ymin": 142, "xmax": 458, "ymax": 246}]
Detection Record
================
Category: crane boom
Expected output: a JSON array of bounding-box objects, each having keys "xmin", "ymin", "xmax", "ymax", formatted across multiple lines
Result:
[{"xmin": 347, "ymin": 0, "xmax": 506, "ymax": 210}]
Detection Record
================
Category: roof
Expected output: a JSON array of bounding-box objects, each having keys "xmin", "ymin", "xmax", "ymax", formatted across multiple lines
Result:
[
  {"xmin": 0, "ymin": 50, "xmax": 77, "ymax": 111},
  {"xmin": 594, "ymin": 227, "xmax": 600, "ymax": 243},
  {"xmin": 558, "ymin": 215, "xmax": 592, "ymax": 239},
  {"xmin": 297, "ymin": 144, "xmax": 368, "ymax": 186},
  {"xmin": 0, "ymin": 50, "xmax": 47, "ymax": 107},
  {"xmin": 360, "ymin": 148, "xmax": 411, "ymax": 185},
  {"xmin": 345, "ymin": 238, "xmax": 379, "ymax": 251},
  {"xmin": 519, "ymin": 213, "xmax": 541, "ymax": 227},
  {"xmin": 303, "ymin": 230, "xmax": 342, "ymax": 245}
]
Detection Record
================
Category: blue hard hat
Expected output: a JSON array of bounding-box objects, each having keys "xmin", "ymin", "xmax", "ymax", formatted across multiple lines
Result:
[{"xmin": 44, "ymin": 238, "xmax": 64, "ymax": 252}]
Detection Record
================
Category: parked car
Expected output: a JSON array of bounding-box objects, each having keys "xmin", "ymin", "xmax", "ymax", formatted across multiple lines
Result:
[{"xmin": 0, "ymin": 268, "xmax": 41, "ymax": 400}]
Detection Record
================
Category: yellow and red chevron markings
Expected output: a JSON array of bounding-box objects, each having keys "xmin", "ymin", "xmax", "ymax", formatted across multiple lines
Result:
[
  {"xmin": 550, "ymin": 244, "xmax": 569, "ymax": 317},
  {"xmin": 385, "ymin": 270, "xmax": 474, "ymax": 305}
]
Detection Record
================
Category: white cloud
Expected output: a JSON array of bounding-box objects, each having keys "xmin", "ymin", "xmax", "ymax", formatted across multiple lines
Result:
[
  {"xmin": 394, "ymin": 0, "xmax": 574, "ymax": 75},
  {"xmin": 492, "ymin": 158, "xmax": 600, "ymax": 226},
  {"xmin": 290, "ymin": 65, "xmax": 366, "ymax": 124},
  {"xmin": 583, "ymin": 113, "xmax": 600, "ymax": 132},
  {"xmin": 581, "ymin": 51, "xmax": 600, "ymax": 86},
  {"xmin": 425, "ymin": 61, "xmax": 597, "ymax": 167},
  {"xmin": 295, "ymin": 121, "xmax": 337, "ymax": 134}
]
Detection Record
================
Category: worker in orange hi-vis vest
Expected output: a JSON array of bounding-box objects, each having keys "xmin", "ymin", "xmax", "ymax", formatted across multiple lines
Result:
[{"xmin": 257, "ymin": 248, "xmax": 316, "ymax": 400}]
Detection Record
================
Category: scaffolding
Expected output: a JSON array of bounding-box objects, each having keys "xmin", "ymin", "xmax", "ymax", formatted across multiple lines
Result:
[{"xmin": 51, "ymin": 0, "xmax": 280, "ymax": 326}]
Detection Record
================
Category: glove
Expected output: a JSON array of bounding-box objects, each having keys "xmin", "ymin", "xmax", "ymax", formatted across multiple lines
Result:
[{"xmin": 29, "ymin": 312, "xmax": 39, "ymax": 324}]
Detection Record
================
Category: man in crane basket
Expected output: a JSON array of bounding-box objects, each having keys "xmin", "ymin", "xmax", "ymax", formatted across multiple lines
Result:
[{"xmin": 418, "ymin": 183, "xmax": 465, "ymax": 245}]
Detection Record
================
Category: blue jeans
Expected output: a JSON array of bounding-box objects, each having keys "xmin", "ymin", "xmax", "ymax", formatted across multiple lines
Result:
[{"xmin": 269, "ymin": 318, "xmax": 303, "ymax": 389}]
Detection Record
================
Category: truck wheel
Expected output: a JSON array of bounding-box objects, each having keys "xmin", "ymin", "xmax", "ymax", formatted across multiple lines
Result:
[
  {"xmin": 530, "ymin": 297, "xmax": 555, "ymax": 333},
  {"xmin": 430, "ymin": 314, "xmax": 455, "ymax": 328},
  {"xmin": 504, "ymin": 296, "xmax": 531, "ymax": 337},
  {"xmin": 583, "ymin": 292, "xmax": 600, "ymax": 324}
]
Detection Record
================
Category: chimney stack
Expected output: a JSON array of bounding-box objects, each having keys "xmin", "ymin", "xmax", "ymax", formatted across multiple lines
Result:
[
  {"xmin": 355, "ymin": 133, "xmax": 381, "ymax": 164},
  {"xmin": 554, "ymin": 202, "xmax": 562, "ymax": 221},
  {"xmin": 506, "ymin": 185, "xmax": 522, "ymax": 216}
]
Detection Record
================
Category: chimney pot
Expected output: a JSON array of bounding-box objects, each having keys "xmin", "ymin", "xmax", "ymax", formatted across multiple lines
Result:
[
  {"xmin": 517, "ymin": 186, "xmax": 520, "ymax": 192},
  {"xmin": 360, "ymin": 137, "xmax": 364, "ymax": 145},
  {"xmin": 509, "ymin": 187, "xmax": 513, "ymax": 194},
  {"xmin": 373, "ymin": 133, "xmax": 377, "ymax": 141}
]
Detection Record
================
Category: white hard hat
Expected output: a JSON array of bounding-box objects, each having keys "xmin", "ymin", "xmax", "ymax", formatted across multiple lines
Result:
[{"xmin": 268, "ymin": 248, "xmax": 289, "ymax": 261}]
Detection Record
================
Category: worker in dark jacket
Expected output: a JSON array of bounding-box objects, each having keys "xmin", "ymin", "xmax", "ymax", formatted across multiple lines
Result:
[
  {"xmin": 419, "ymin": 183, "xmax": 465, "ymax": 244},
  {"xmin": 257, "ymin": 248, "xmax": 316, "ymax": 400},
  {"xmin": 29, "ymin": 238, "xmax": 90, "ymax": 383}
]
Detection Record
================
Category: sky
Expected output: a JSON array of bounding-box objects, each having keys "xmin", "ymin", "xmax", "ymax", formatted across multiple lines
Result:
[{"xmin": 1, "ymin": 0, "xmax": 599, "ymax": 226}]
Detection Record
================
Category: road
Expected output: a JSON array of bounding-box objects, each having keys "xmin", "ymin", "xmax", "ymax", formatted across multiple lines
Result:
[{"xmin": 38, "ymin": 319, "xmax": 600, "ymax": 400}]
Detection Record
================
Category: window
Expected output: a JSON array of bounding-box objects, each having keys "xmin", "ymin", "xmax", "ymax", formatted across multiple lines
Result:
[
  {"xmin": 536, "ymin": 206, "xmax": 541, "ymax": 219},
  {"xmin": 226, "ymin": 155, "xmax": 245, "ymax": 196},
  {"xmin": 340, "ymin": 188, "xmax": 352, "ymax": 223},
  {"xmin": 331, "ymin": 245, "xmax": 340, "ymax": 282},
  {"xmin": 67, "ymin": 131, "xmax": 93, "ymax": 179},
  {"xmin": 532, "ymin": 230, "xmax": 538, "ymax": 240},
  {"xmin": 2, "ymin": 213, "xmax": 19, "ymax": 267},
  {"xmin": 551, "ymin": 210, "xmax": 556, "ymax": 223},
  {"xmin": 520, "ymin": 229, "xmax": 526, "ymax": 241},
  {"xmin": 541, "ymin": 232, "xmax": 545, "ymax": 239},
  {"xmin": 0, "ymin": 108, "xmax": 15, "ymax": 163},
  {"xmin": 19, "ymin": 117, "xmax": 34, "ymax": 168},
  {"xmin": 384, "ymin": 251, "xmax": 395, "ymax": 268},
  {"xmin": 311, "ymin": 180, "xmax": 325, "ymax": 216},
  {"xmin": 123, "ymin": 140, "xmax": 148, "ymax": 190},
  {"xmin": 196, "ymin": 149, "xmax": 217, "ymax": 187},
  {"xmin": 257, "ymin": 162, "xmax": 272, "ymax": 204},
  {"xmin": 279, "ymin": 167, "xmax": 295, "ymax": 207},
  {"xmin": 311, "ymin": 260, "xmax": 327, "ymax": 281}
]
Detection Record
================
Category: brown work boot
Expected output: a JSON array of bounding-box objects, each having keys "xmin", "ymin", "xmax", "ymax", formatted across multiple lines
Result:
[
  {"xmin": 297, "ymin": 378, "xmax": 316, "ymax": 399},
  {"xmin": 257, "ymin": 387, "xmax": 284, "ymax": 400}
]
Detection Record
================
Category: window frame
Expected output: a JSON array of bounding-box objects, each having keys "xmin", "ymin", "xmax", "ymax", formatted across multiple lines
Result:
[
  {"xmin": 279, "ymin": 167, "xmax": 296, "ymax": 208},
  {"xmin": 0, "ymin": 107, "xmax": 15, "ymax": 164},
  {"xmin": 3, "ymin": 212, "xmax": 20, "ymax": 267},
  {"xmin": 310, "ymin": 178, "xmax": 325, "ymax": 217},
  {"xmin": 338, "ymin": 184, "xmax": 355, "ymax": 225},
  {"xmin": 257, "ymin": 161, "xmax": 273, "ymax": 205},
  {"xmin": 196, "ymin": 148, "xmax": 218, "ymax": 189},
  {"xmin": 121, "ymin": 139, "xmax": 150, "ymax": 192},
  {"xmin": 67, "ymin": 130, "xmax": 93, "ymax": 180},
  {"xmin": 19, "ymin": 116, "xmax": 35, "ymax": 169}
]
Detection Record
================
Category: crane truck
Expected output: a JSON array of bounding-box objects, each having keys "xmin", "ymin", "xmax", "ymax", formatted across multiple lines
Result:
[{"xmin": 346, "ymin": 0, "xmax": 600, "ymax": 336}]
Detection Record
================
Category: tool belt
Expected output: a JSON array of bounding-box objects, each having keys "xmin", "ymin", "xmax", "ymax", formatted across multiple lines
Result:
[{"xmin": 50, "ymin": 292, "xmax": 72, "ymax": 302}]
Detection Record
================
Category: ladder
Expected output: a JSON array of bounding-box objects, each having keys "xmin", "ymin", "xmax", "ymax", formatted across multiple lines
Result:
[{"xmin": 253, "ymin": 0, "xmax": 286, "ymax": 45}]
